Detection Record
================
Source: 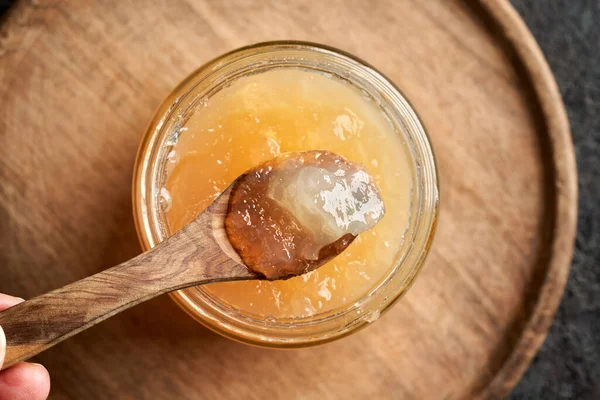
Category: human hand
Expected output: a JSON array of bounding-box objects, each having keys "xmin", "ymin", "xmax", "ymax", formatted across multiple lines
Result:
[{"xmin": 0, "ymin": 294, "xmax": 51, "ymax": 400}]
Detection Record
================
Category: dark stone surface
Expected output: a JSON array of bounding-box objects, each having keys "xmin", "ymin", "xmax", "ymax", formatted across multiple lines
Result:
[
  {"xmin": 0, "ymin": 0, "xmax": 11, "ymax": 16},
  {"xmin": 0, "ymin": 0, "xmax": 598, "ymax": 398},
  {"xmin": 508, "ymin": 1, "xmax": 600, "ymax": 399}
]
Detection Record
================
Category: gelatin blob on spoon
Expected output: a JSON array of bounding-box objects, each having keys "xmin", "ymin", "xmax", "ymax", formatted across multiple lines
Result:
[{"xmin": 225, "ymin": 151, "xmax": 385, "ymax": 280}]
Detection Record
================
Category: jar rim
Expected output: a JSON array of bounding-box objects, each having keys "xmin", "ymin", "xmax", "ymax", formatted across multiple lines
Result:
[{"xmin": 132, "ymin": 41, "xmax": 439, "ymax": 347}]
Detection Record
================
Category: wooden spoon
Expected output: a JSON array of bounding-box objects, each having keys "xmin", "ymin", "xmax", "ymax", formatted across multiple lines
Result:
[
  {"xmin": 0, "ymin": 181, "xmax": 258, "ymax": 370},
  {"xmin": 0, "ymin": 150, "xmax": 385, "ymax": 369}
]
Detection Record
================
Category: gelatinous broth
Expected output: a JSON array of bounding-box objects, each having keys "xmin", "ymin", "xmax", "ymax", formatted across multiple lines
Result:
[
  {"xmin": 165, "ymin": 69, "xmax": 412, "ymax": 318},
  {"xmin": 225, "ymin": 151, "xmax": 385, "ymax": 280}
]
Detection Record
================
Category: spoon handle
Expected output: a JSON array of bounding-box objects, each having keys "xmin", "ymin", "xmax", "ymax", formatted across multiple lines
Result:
[{"xmin": 0, "ymin": 216, "xmax": 253, "ymax": 369}]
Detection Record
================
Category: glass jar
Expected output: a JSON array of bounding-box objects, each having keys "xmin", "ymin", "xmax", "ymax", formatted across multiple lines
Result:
[{"xmin": 132, "ymin": 41, "xmax": 439, "ymax": 347}]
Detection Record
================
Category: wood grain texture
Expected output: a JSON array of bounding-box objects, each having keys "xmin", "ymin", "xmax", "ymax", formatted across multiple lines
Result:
[
  {"xmin": 0, "ymin": 0, "xmax": 577, "ymax": 399},
  {"xmin": 0, "ymin": 185, "xmax": 258, "ymax": 369}
]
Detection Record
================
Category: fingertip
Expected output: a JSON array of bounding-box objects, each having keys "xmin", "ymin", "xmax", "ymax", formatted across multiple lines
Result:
[
  {"xmin": 0, "ymin": 362, "xmax": 51, "ymax": 400},
  {"xmin": 0, "ymin": 326, "xmax": 5, "ymax": 368},
  {"xmin": 0, "ymin": 294, "xmax": 25, "ymax": 311},
  {"xmin": 29, "ymin": 363, "xmax": 51, "ymax": 398}
]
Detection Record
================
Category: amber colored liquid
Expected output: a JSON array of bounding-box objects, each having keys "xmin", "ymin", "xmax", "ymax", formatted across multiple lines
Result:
[{"xmin": 165, "ymin": 69, "xmax": 412, "ymax": 318}]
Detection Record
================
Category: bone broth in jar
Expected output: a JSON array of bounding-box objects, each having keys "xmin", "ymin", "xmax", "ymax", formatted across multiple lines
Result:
[{"xmin": 133, "ymin": 42, "xmax": 438, "ymax": 347}]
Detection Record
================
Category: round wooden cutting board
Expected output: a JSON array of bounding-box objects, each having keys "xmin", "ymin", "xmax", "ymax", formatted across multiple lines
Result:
[{"xmin": 0, "ymin": 0, "xmax": 577, "ymax": 399}]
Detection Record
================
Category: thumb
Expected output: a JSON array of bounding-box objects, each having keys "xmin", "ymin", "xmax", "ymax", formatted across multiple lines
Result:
[{"xmin": 0, "ymin": 325, "xmax": 5, "ymax": 369}]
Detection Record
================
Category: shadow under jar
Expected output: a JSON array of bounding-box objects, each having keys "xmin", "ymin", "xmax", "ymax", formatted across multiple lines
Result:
[{"xmin": 132, "ymin": 41, "xmax": 439, "ymax": 347}]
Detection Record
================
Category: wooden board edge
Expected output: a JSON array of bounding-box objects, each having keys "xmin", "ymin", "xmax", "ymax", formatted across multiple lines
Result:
[{"xmin": 475, "ymin": 0, "xmax": 578, "ymax": 398}]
